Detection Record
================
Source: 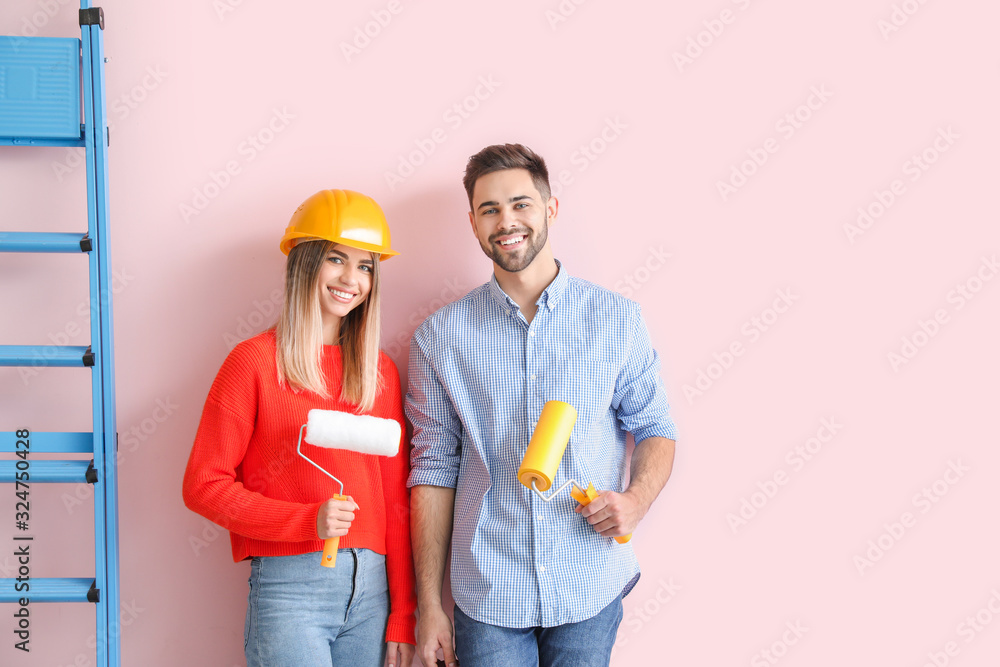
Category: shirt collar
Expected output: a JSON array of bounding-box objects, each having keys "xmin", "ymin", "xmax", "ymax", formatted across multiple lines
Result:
[{"xmin": 487, "ymin": 260, "xmax": 568, "ymax": 313}]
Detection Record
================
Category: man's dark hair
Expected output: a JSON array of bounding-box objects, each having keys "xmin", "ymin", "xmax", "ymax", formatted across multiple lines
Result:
[{"xmin": 462, "ymin": 143, "xmax": 551, "ymax": 210}]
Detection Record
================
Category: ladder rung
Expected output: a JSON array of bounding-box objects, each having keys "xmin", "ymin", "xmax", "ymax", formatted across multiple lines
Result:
[
  {"xmin": 0, "ymin": 578, "xmax": 97, "ymax": 603},
  {"xmin": 0, "ymin": 232, "xmax": 91, "ymax": 253},
  {"xmin": 0, "ymin": 460, "xmax": 92, "ymax": 483},
  {"xmin": 0, "ymin": 345, "xmax": 93, "ymax": 367},
  {"xmin": 0, "ymin": 137, "xmax": 85, "ymax": 147},
  {"xmin": 0, "ymin": 36, "xmax": 83, "ymax": 142},
  {"xmin": 0, "ymin": 432, "xmax": 94, "ymax": 454}
]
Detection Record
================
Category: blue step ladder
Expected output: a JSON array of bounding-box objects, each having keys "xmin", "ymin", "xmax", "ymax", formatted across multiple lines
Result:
[{"xmin": 0, "ymin": 3, "xmax": 120, "ymax": 665}]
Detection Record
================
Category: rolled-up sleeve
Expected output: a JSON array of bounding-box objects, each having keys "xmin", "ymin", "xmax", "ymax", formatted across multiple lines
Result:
[
  {"xmin": 405, "ymin": 323, "xmax": 463, "ymax": 488},
  {"xmin": 612, "ymin": 304, "xmax": 678, "ymax": 444}
]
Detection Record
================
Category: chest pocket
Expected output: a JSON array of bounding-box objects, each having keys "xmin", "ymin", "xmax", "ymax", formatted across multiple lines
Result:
[{"xmin": 536, "ymin": 330, "xmax": 618, "ymax": 442}]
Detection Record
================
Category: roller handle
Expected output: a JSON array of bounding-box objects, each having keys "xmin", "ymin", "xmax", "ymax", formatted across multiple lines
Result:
[
  {"xmin": 321, "ymin": 493, "xmax": 348, "ymax": 568},
  {"xmin": 572, "ymin": 483, "xmax": 632, "ymax": 544}
]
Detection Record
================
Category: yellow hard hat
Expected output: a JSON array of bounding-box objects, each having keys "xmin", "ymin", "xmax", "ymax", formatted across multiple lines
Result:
[{"xmin": 279, "ymin": 189, "xmax": 399, "ymax": 259}]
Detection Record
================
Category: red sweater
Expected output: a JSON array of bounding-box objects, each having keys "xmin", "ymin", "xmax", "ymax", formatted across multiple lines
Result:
[{"xmin": 182, "ymin": 330, "xmax": 416, "ymax": 645}]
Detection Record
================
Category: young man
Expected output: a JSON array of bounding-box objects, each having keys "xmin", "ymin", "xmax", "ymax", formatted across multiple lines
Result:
[{"xmin": 406, "ymin": 144, "xmax": 677, "ymax": 667}]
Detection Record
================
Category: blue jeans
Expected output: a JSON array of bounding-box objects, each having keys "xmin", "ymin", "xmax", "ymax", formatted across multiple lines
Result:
[
  {"xmin": 453, "ymin": 594, "xmax": 623, "ymax": 667},
  {"xmin": 244, "ymin": 549, "xmax": 388, "ymax": 667}
]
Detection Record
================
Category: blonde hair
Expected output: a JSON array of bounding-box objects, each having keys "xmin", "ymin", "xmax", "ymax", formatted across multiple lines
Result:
[{"xmin": 274, "ymin": 240, "xmax": 383, "ymax": 411}]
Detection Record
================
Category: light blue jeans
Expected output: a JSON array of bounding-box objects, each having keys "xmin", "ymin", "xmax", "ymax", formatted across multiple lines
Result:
[
  {"xmin": 453, "ymin": 594, "xmax": 623, "ymax": 667},
  {"xmin": 244, "ymin": 549, "xmax": 388, "ymax": 667}
]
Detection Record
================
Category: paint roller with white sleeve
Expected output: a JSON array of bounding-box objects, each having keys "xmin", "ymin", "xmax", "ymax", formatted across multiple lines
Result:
[
  {"xmin": 304, "ymin": 409, "xmax": 401, "ymax": 456},
  {"xmin": 296, "ymin": 409, "xmax": 401, "ymax": 567}
]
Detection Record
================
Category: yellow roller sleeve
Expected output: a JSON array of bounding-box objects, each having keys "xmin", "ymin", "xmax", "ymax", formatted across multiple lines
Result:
[
  {"xmin": 571, "ymin": 483, "xmax": 632, "ymax": 544},
  {"xmin": 518, "ymin": 401, "xmax": 577, "ymax": 492},
  {"xmin": 321, "ymin": 493, "xmax": 348, "ymax": 568}
]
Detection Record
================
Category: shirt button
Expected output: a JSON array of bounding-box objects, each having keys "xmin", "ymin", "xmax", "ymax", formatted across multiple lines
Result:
[
  {"xmin": 530, "ymin": 374, "xmax": 536, "ymax": 380},
  {"xmin": 529, "ymin": 331, "xmax": 536, "ymax": 337},
  {"xmin": 539, "ymin": 565, "xmax": 546, "ymax": 572}
]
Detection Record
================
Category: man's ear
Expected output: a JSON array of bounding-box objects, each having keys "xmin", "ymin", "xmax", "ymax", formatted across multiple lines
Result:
[
  {"xmin": 468, "ymin": 209, "xmax": 477, "ymax": 237},
  {"xmin": 546, "ymin": 196, "xmax": 559, "ymax": 225}
]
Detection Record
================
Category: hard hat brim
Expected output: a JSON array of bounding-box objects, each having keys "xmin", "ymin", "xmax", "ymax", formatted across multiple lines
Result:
[{"xmin": 280, "ymin": 233, "xmax": 400, "ymax": 260}]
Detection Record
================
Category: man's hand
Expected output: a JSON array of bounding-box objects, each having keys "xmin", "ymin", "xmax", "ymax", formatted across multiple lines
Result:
[
  {"xmin": 315, "ymin": 496, "xmax": 359, "ymax": 539},
  {"xmin": 576, "ymin": 436, "xmax": 676, "ymax": 537},
  {"xmin": 386, "ymin": 641, "xmax": 415, "ymax": 667},
  {"xmin": 576, "ymin": 489, "xmax": 646, "ymax": 537},
  {"xmin": 416, "ymin": 605, "xmax": 458, "ymax": 667}
]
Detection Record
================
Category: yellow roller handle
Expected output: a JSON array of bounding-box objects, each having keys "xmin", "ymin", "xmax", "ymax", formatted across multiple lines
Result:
[
  {"xmin": 571, "ymin": 483, "xmax": 632, "ymax": 544},
  {"xmin": 518, "ymin": 401, "xmax": 577, "ymax": 492},
  {"xmin": 321, "ymin": 493, "xmax": 348, "ymax": 568}
]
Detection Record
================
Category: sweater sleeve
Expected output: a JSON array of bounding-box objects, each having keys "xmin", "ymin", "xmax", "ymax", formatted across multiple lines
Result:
[
  {"xmin": 377, "ymin": 357, "xmax": 418, "ymax": 645},
  {"xmin": 181, "ymin": 342, "xmax": 322, "ymax": 544}
]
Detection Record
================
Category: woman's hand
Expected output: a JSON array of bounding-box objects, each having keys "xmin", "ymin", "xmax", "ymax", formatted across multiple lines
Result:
[
  {"xmin": 385, "ymin": 640, "xmax": 415, "ymax": 667},
  {"xmin": 315, "ymin": 496, "xmax": 359, "ymax": 539}
]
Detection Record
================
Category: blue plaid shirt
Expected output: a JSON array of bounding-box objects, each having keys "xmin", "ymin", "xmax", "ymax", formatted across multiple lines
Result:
[{"xmin": 405, "ymin": 262, "xmax": 676, "ymax": 628}]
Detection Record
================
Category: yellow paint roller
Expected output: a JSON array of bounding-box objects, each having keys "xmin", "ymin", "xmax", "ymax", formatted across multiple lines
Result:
[
  {"xmin": 517, "ymin": 401, "xmax": 631, "ymax": 544},
  {"xmin": 296, "ymin": 409, "xmax": 401, "ymax": 567}
]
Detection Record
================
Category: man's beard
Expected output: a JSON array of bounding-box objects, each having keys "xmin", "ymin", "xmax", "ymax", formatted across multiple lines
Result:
[{"xmin": 481, "ymin": 214, "xmax": 549, "ymax": 273}]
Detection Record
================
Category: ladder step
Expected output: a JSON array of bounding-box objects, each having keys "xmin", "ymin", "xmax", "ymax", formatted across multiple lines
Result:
[
  {"xmin": 0, "ymin": 432, "xmax": 94, "ymax": 454},
  {"xmin": 0, "ymin": 136, "xmax": 85, "ymax": 147},
  {"xmin": 0, "ymin": 232, "xmax": 91, "ymax": 253},
  {"xmin": 0, "ymin": 345, "xmax": 94, "ymax": 367},
  {"xmin": 0, "ymin": 36, "xmax": 83, "ymax": 141},
  {"xmin": 0, "ymin": 460, "xmax": 93, "ymax": 484},
  {"xmin": 0, "ymin": 578, "xmax": 97, "ymax": 603}
]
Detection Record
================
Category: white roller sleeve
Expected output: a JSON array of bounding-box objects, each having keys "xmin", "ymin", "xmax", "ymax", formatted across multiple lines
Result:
[{"xmin": 304, "ymin": 409, "xmax": 401, "ymax": 457}]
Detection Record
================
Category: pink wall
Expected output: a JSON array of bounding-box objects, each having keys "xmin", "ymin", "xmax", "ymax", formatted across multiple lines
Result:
[{"xmin": 2, "ymin": 0, "xmax": 999, "ymax": 665}]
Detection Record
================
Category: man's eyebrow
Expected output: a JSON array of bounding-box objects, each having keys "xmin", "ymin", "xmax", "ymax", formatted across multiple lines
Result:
[{"xmin": 476, "ymin": 195, "xmax": 533, "ymax": 211}]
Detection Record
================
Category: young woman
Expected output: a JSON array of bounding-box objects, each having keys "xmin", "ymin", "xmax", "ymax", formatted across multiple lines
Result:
[{"xmin": 182, "ymin": 189, "xmax": 416, "ymax": 667}]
